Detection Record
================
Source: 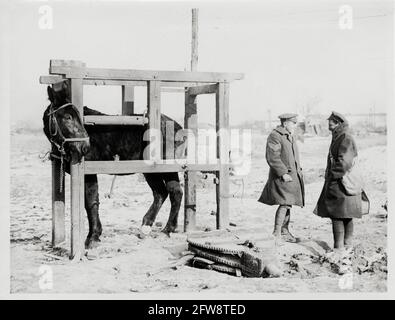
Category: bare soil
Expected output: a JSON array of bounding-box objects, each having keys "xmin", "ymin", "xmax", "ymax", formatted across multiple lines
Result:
[{"xmin": 10, "ymin": 130, "xmax": 387, "ymax": 293}]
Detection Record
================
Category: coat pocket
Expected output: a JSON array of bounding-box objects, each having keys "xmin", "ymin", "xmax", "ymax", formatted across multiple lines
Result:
[{"xmin": 326, "ymin": 180, "xmax": 340, "ymax": 199}]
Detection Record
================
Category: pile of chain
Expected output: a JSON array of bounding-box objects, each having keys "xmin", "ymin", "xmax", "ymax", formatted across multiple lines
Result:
[{"xmin": 187, "ymin": 236, "xmax": 282, "ymax": 278}]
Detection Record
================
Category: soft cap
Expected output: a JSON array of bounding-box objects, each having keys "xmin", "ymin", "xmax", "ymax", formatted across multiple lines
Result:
[
  {"xmin": 327, "ymin": 111, "xmax": 347, "ymax": 123},
  {"xmin": 278, "ymin": 113, "xmax": 298, "ymax": 123}
]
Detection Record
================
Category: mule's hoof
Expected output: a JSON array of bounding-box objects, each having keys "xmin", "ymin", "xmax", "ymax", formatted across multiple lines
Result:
[
  {"xmin": 161, "ymin": 229, "xmax": 171, "ymax": 238},
  {"xmin": 141, "ymin": 225, "xmax": 152, "ymax": 235},
  {"xmin": 85, "ymin": 237, "xmax": 101, "ymax": 250},
  {"xmin": 161, "ymin": 225, "xmax": 176, "ymax": 236},
  {"xmin": 85, "ymin": 250, "xmax": 99, "ymax": 260}
]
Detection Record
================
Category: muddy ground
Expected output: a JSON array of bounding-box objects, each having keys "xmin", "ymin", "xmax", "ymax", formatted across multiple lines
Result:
[{"xmin": 10, "ymin": 129, "xmax": 387, "ymax": 294}]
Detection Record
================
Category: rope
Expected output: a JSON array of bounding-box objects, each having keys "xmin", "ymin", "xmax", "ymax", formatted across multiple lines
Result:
[
  {"xmin": 59, "ymin": 152, "xmax": 64, "ymax": 193},
  {"xmin": 39, "ymin": 150, "xmax": 51, "ymax": 162}
]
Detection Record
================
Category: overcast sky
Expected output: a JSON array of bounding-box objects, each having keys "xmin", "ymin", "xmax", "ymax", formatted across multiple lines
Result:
[{"xmin": 1, "ymin": 0, "xmax": 393, "ymax": 127}]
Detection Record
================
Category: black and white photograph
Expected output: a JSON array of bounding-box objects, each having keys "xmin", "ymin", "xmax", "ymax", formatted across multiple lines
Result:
[{"xmin": 0, "ymin": 0, "xmax": 393, "ymax": 299}]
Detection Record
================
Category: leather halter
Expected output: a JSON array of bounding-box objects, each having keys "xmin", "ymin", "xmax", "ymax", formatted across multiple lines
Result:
[{"xmin": 48, "ymin": 102, "xmax": 89, "ymax": 155}]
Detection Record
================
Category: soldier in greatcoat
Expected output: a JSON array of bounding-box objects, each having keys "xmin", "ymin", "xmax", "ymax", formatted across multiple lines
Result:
[
  {"xmin": 258, "ymin": 113, "xmax": 305, "ymax": 243},
  {"xmin": 315, "ymin": 111, "xmax": 369, "ymax": 250}
]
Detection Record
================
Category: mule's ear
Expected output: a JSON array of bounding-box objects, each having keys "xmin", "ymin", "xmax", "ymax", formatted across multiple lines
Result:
[
  {"xmin": 61, "ymin": 80, "xmax": 71, "ymax": 96},
  {"xmin": 62, "ymin": 80, "xmax": 69, "ymax": 90},
  {"xmin": 47, "ymin": 86, "xmax": 54, "ymax": 102}
]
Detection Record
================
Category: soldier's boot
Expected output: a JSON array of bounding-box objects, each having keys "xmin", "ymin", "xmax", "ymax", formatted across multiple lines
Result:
[
  {"xmin": 343, "ymin": 218, "xmax": 354, "ymax": 249},
  {"xmin": 281, "ymin": 208, "xmax": 299, "ymax": 243},
  {"xmin": 281, "ymin": 228, "xmax": 299, "ymax": 243},
  {"xmin": 273, "ymin": 206, "xmax": 287, "ymax": 246}
]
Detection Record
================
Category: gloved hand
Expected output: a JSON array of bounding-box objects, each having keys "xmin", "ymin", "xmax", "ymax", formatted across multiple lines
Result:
[{"xmin": 282, "ymin": 173, "xmax": 293, "ymax": 182}]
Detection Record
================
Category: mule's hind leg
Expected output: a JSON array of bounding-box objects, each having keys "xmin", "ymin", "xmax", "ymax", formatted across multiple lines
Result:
[
  {"xmin": 85, "ymin": 174, "xmax": 102, "ymax": 249},
  {"xmin": 142, "ymin": 173, "xmax": 168, "ymax": 232},
  {"xmin": 162, "ymin": 173, "xmax": 183, "ymax": 235}
]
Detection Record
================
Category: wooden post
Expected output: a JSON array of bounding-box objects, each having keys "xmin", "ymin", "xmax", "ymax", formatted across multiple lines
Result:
[
  {"xmin": 184, "ymin": 8, "xmax": 199, "ymax": 232},
  {"xmin": 147, "ymin": 81, "xmax": 161, "ymax": 161},
  {"xmin": 215, "ymin": 82, "xmax": 230, "ymax": 229},
  {"xmin": 122, "ymin": 85, "xmax": 135, "ymax": 115},
  {"xmin": 108, "ymin": 85, "xmax": 136, "ymax": 194},
  {"xmin": 70, "ymin": 78, "xmax": 85, "ymax": 260},
  {"xmin": 51, "ymin": 145, "xmax": 65, "ymax": 246},
  {"xmin": 184, "ymin": 92, "xmax": 198, "ymax": 232},
  {"xmin": 191, "ymin": 8, "xmax": 199, "ymax": 71}
]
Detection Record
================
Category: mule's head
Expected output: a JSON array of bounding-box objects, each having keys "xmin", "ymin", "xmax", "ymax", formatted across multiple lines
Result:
[{"xmin": 45, "ymin": 81, "xmax": 90, "ymax": 161}]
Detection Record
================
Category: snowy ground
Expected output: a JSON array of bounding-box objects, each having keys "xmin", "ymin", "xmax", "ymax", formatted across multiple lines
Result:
[{"xmin": 10, "ymin": 130, "xmax": 387, "ymax": 293}]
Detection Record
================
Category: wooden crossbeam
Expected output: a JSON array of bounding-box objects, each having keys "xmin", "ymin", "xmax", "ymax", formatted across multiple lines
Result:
[
  {"xmin": 82, "ymin": 79, "xmax": 210, "ymax": 87},
  {"xmin": 40, "ymin": 75, "xmax": 65, "ymax": 84},
  {"xmin": 187, "ymin": 84, "xmax": 218, "ymax": 96},
  {"xmin": 40, "ymin": 76, "xmax": 209, "ymax": 90},
  {"xmin": 40, "ymin": 76, "xmax": 213, "ymax": 88},
  {"xmin": 50, "ymin": 64, "xmax": 244, "ymax": 83},
  {"xmin": 162, "ymin": 88, "xmax": 186, "ymax": 93},
  {"xmin": 84, "ymin": 115, "xmax": 147, "ymax": 126},
  {"xmin": 84, "ymin": 160, "xmax": 222, "ymax": 175},
  {"xmin": 50, "ymin": 60, "xmax": 86, "ymax": 68}
]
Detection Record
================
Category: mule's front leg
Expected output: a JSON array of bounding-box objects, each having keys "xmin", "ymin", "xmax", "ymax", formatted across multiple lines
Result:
[
  {"xmin": 142, "ymin": 173, "xmax": 168, "ymax": 235},
  {"xmin": 85, "ymin": 174, "xmax": 102, "ymax": 249},
  {"xmin": 162, "ymin": 174, "xmax": 183, "ymax": 235}
]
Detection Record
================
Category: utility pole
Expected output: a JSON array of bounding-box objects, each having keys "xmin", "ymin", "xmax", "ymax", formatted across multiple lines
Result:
[
  {"xmin": 191, "ymin": 8, "xmax": 198, "ymax": 71},
  {"xmin": 184, "ymin": 8, "xmax": 199, "ymax": 232}
]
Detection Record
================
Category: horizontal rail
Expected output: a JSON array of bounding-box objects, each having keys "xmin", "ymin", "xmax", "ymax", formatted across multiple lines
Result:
[
  {"xmin": 187, "ymin": 84, "xmax": 218, "ymax": 95},
  {"xmin": 50, "ymin": 65, "xmax": 244, "ymax": 83},
  {"xmin": 82, "ymin": 79, "xmax": 207, "ymax": 88},
  {"xmin": 39, "ymin": 75, "xmax": 65, "ymax": 84},
  {"xmin": 50, "ymin": 60, "xmax": 86, "ymax": 68},
  {"xmin": 40, "ymin": 76, "xmax": 214, "ymax": 88},
  {"xmin": 162, "ymin": 88, "xmax": 187, "ymax": 93},
  {"xmin": 84, "ymin": 159, "xmax": 223, "ymax": 174},
  {"xmin": 84, "ymin": 115, "xmax": 148, "ymax": 126}
]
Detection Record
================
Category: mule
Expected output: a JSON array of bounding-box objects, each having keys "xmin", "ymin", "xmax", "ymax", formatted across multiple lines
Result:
[{"xmin": 43, "ymin": 80, "xmax": 185, "ymax": 249}]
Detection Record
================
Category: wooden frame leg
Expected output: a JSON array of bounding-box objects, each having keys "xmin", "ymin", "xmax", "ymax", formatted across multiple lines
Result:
[
  {"xmin": 51, "ymin": 156, "xmax": 65, "ymax": 246},
  {"xmin": 70, "ymin": 78, "xmax": 85, "ymax": 260},
  {"xmin": 70, "ymin": 158, "xmax": 85, "ymax": 260},
  {"xmin": 147, "ymin": 80, "xmax": 162, "ymax": 161},
  {"xmin": 184, "ymin": 92, "xmax": 197, "ymax": 232},
  {"xmin": 122, "ymin": 85, "xmax": 135, "ymax": 115},
  {"xmin": 216, "ymin": 82, "xmax": 230, "ymax": 229}
]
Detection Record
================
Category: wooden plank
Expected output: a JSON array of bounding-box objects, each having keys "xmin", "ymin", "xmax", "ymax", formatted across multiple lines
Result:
[
  {"xmin": 83, "ymin": 79, "xmax": 146, "ymax": 86},
  {"xmin": 146, "ymin": 80, "xmax": 161, "ymax": 161},
  {"xmin": 184, "ymin": 92, "xmax": 198, "ymax": 232},
  {"xmin": 84, "ymin": 160, "xmax": 220, "ymax": 175},
  {"xmin": 83, "ymin": 115, "xmax": 147, "ymax": 126},
  {"xmin": 51, "ymin": 150, "xmax": 65, "ymax": 247},
  {"xmin": 161, "ymin": 88, "xmax": 186, "ymax": 93},
  {"xmin": 122, "ymin": 85, "xmax": 134, "ymax": 115},
  {"xmin": 50, "ymin": 60, "xmax": 86, "ymax": 68},
  {"xmin": 70, "ymin": 78, "xmax": 85, "ymax": 260},
  {"xmin": 187, "ymin": 84, "xmax": 218, "ymax": 96},
  {"xmin": 82, "ymin": 79, "xmax": 208, "ymax": 87},
  {"xmin": 50, "ymin": 66, "xmax": 244, "ymax": 83},
  {"xmin": 216, "ymin": 82, "xmax": 230, "ymax": 229},
  {"xmin": 40, "ymin": 75, "xmax": 65, "ymax": 84}
]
